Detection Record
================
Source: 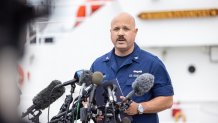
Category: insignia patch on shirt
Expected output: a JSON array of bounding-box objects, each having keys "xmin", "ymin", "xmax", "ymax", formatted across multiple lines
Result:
[
  {"xmin": 129, "ymin": 70, "xmax": 143, "ymax": 78},
  {"xmin": 134, "ymin": 56, "xmax": 138, "ymax": 59},
  {"xmin": 133, "ymin": 70, "xmax": 142, "ymax": 73},
  {"xmin": 129, "ymin": 74, "xmax": 140, "ymax": 78},
  {"xmin": 103, "ymin": 75, "xmax": 107, "ymax": 78}
]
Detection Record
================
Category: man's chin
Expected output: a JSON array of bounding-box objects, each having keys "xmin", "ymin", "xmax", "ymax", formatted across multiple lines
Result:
[
  {"xmin": 116, "ymin": 43, "xmax": 127, "ymax": 47},
  {"xmin": 116, "ymin": 46, "xmax": 127, "ymax": 50},
  {"xmin": 116, "ymin": 46, "xmax": 128, "ymax": 52}
]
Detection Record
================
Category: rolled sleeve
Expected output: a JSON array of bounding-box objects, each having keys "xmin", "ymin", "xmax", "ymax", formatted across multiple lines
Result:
[{"xmin": 152, "ymin": 84, "xmax": 174, "ymax": 97}]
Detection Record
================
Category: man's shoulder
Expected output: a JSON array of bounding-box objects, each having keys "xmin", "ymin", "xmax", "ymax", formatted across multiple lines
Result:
[
  {"xmin": 138, "ymin": 49, "xmax": 167, "ymax": 68},
  {"xmin": 134, "ymin": 43, "xmax": 158, "ymax": 60},
  {"xmin": 140, "ymin": 49, "xmax": 159, "ymax": 61},
  {"xmin": 140, "ymin": 49, "xmax": 167, "ymax": 71},
  {"xmin": 93, "ymin": 52, "xmax": 110, "ymax": 63}
]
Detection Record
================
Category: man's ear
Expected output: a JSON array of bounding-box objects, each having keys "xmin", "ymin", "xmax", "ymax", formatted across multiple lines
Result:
[{"xmin": 135, "ymin": 28, "xmax": 138, "ymax": 33}]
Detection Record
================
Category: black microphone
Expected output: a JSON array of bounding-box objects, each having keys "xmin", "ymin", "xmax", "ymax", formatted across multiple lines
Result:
[
  {"xmin": 88, "ymin": 71, "xmax": 103, "ymax": 105},
  {"xmin": 22, "ymin": 80, "xmax": 65, "ymax": 117},
  {"xmin": 77, "ymin": 70, "xmax": 93, "ymax": 86},
  {"xmin": 123, "ymin": 73, "xmax": 154, "ymax": 102},
  {"xmin": 77, "ymin": 70, "xmax": 93, "ymax": 100},
  {"xmin": 84, "ymin": 72, "xmax": 103, "ymax": 121},
  {"xmin": 103, "ymin": 81, "xmax": 117, "ymax": 103},
  {"xmin": 74, "ymin": 70, "xmax": 101, "ymax": 100},
  {"xmin": 75, "ymin": 70, "xmax": 93, "ymax": 121},
  {"xmin": 82, "ymin": 84, "xmax": 93, "ymax": 96},
  {"xmin": 54, "ymin": 70, "xmax": 83, "ymax": 88},
  {"xmin": 73, "ymin": 84, "xmax": 93, "ymax": 102}
]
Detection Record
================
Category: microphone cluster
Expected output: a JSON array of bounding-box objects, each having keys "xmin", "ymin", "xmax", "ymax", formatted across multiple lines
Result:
[{"xmin": 21, "ymin": 70, "xmax": 154, "ymax": 123}]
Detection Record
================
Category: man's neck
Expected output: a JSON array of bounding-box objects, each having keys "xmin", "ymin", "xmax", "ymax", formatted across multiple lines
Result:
[
  {"xmin": 115, "ymin": 49, "xmax": 133, "ymax": 56},
  {"xmin": 115, "ymin": 46, "xmax": 134, "ymax": 57}
]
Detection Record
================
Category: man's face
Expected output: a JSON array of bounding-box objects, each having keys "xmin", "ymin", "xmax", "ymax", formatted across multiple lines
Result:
[{"xmin": 110, "ymin": 15, "xmax": 138, "ymax": 53}]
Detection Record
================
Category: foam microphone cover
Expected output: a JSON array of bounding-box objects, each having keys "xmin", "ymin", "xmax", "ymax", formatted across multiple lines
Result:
[
  {"xmin": 121, "ymin": 117, "xmax": 131, "ymax": 123},
  {"xmin": 78, "ymin": 70, "xmax": 93, "ymax": 86},
  {"xmin": 102, "ymin": 81, "xmax": 115, "ymax": 89},
  {"xmin": 132, "ymin": 73, "xmax": 154, "ymax": 96},
  {"xmin": 92, "ymin": 71, "xmax": 103, "ymax": 85},
  {"xmin": 32, "ymin": 80, "xmax": 65, "ymax": 110}
]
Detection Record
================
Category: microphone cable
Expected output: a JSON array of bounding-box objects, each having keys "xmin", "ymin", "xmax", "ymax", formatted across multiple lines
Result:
[
  {"xmin": 47, "ymin": 83, "xmax": 65, "ymax": 123},
  {"xmin": 71, "ymin": 99, "xmax": 76, "ymax": 123},
  {"xmin": 75, "ymin": 99, "xmax": 81, "ymax": 123},
  {"xmin": 63, "ymin": 93, "xmax": 73, "ymax": 122},
  {"xmin": 47, "ymin": 87, "xmax": 55, "ymax": 123}
]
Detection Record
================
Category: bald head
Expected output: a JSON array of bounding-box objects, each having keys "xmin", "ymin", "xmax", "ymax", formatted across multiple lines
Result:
[
  {"xmin": 110, "ymin": 12, "xmax": 138, "ymax": 56},
  {"xmin": 111, "ymin": 12, "xmax": 136, "ymax": 29}
]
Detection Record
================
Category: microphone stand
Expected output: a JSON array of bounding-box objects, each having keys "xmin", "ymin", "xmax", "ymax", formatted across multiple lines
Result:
[
  {"xmin": 22, "ymin": 105, "xmax": 42, "ymax": 123},
  {"xmin": 50, "ymin": 83, "xmax": 76, "ymax": 123},
  {"xmin": 49, "ymin": 107, "xmax": 78, "ymax": 123},
  {"xmin": 119, "ymin": 99, "xmax": 132, "ymax": 112},
  {"xmin": 63, "ymin": 84, "xmax": 76, "ymax": 121},
  {"xmin": 85, "ymin": 85, "xmax": 96, "ymax": 123},
  {"xmin": 29, "ymin": 110, "xmax": 42, "ymax": 123},
  {"xmin": 102, "ymin": 91, "xmax": 117, "ymax": 123},
  {"xmin": 103, "ymin": 84, "xmax": 125, "ymax": 123}
]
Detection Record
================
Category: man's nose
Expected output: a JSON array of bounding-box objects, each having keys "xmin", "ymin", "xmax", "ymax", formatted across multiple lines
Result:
[{"xmin": 118, "ymin": 29, "xmax": 124, "ymax": 35}]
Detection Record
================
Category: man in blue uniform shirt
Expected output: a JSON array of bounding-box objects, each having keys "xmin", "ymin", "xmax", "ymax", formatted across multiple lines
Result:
[{"xmin": 90, "ymin": 12, "xmax": 174, "ymax": 123}]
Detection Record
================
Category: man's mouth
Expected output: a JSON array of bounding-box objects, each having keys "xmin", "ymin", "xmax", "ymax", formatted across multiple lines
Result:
[{"xmin": 117, "ymin": 38, "xmax": 126, "ymax": 41}]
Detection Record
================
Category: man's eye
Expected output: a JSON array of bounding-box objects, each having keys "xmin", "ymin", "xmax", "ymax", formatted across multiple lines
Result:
[
  {"xmin": 123, "ymin": 27, "xmax": 130, "ymax": 31},
  {"xmin": 113, "ymin": 28, "xmax": 120, "ymax": 31}
]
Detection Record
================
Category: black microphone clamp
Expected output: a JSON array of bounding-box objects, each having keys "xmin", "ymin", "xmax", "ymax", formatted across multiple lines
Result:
[
  {"xmin": 119, "ymin": 100, "xmax": 133, "ymax": 112},
  {"xmin": 22, "ymin": 105, "xmax": 42, "ymax": 123}
]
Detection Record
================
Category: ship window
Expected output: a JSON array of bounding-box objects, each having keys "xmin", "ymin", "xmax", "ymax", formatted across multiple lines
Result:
[
  {"xmin": 188, "ymin": 65, "xmax": 196, "ymax": 74},
  {"xmin": 44, "ymin": 37, "xmax": 53, "ymax": 43}
]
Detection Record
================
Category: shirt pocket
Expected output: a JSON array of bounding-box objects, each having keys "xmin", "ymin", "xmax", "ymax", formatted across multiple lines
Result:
[{"xmin": 122, "ymin": 78, "xmax": 135, "ymax": 96}]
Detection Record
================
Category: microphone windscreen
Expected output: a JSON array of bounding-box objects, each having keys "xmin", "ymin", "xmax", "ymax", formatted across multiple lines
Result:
[
  {"xmin": 92, "ymin": 71, "xmax": 103, "ymax": 86},
  {"xmin": 132, "ymin": 73, "xmax": 154, "ymax": 96},
  {"xmin": 121, "ymin": 117, "xmax": 131, "ymax": 123},
  {"xmin": 32, "ymin": 80, "xmax": 65, "ymax": 110},
  {"xmin": 73, "ymin": 70, "xmax": 83, "ymax": 81},
  {"xmin": 102, "ymin": 81, "xmax": 114, "ymax": 90},
  {"xmin": 78, "ymin": 70, "xmax": 93, "ymax": 86}
]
